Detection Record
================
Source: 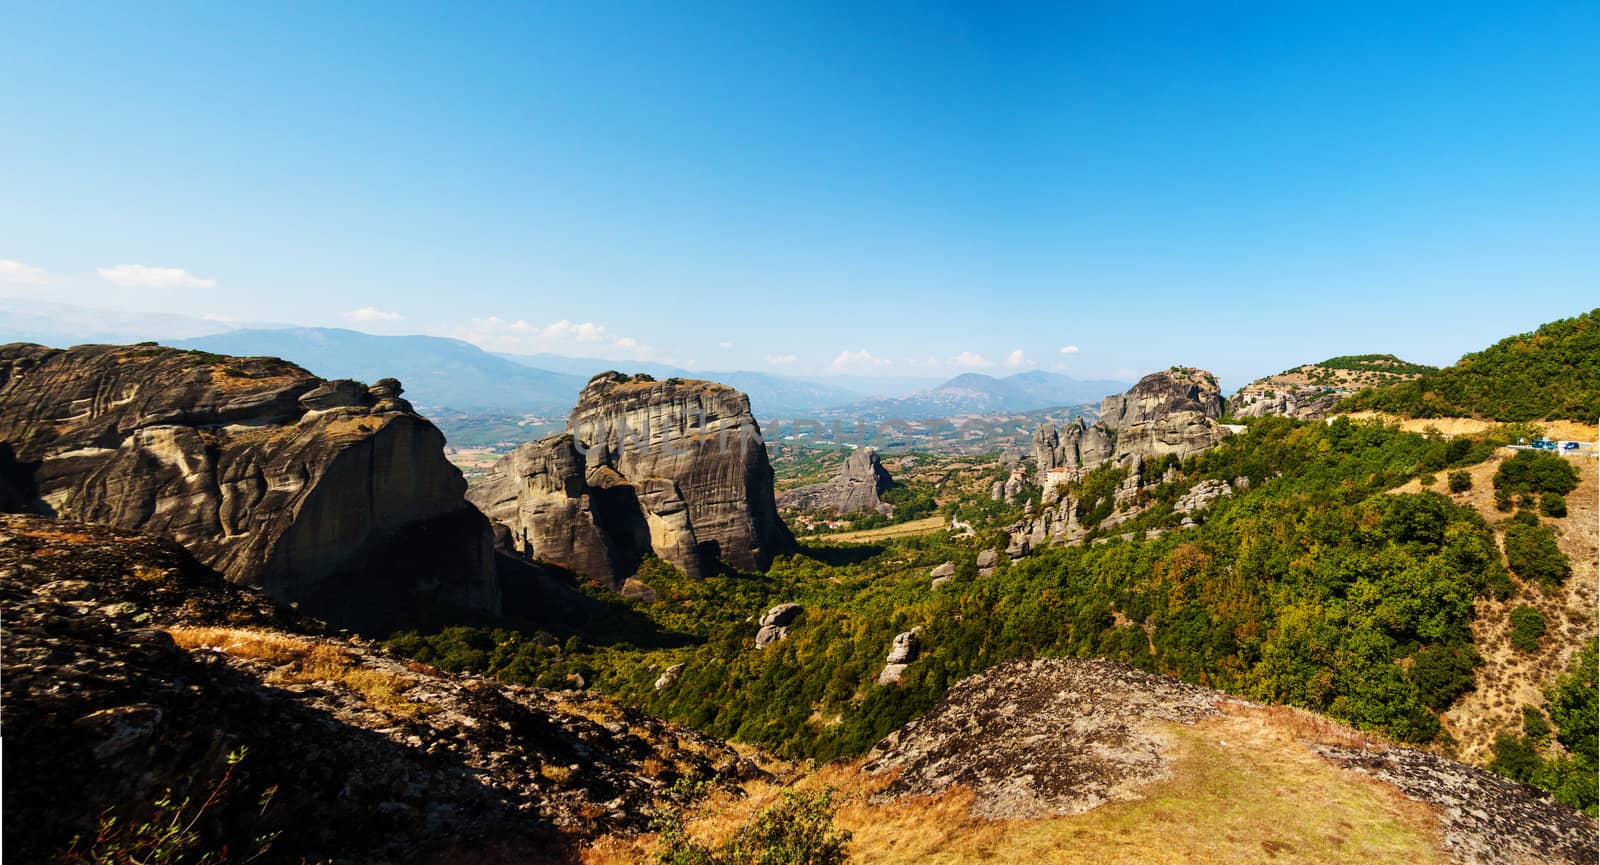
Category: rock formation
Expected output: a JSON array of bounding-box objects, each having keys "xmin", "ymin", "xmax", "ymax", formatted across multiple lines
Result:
[
  {"xmin": 1232, "ymin": 355, "xmax": 1431, "ymax": 420},
  {"xmin": 1034, "ymin": 368, "xmax": 1230, "ymax": 481},
  {"xmin": 756, "ymin": 602, "xmax": 802, "ymax": 649},
  {"xmin": 1230, "ymin": 386, "xmax": 1342, "ymax": 419},
  {"xmin": 862, "ymin": 657, "xmax": 1599, "ymax": 865},
  {"xmin": 0, "ymin": 343, "xmax": 498, "ymax": 626},
  {"xmin": 878, "ymin": 629, "xmax": 921, "ymax": 684},
  {"xmin": 470, "ymin": 373, "xmax": 795, "ymax": 588},
  {"xmin": 1, "ymin": 513, "xmax": 759, "ymax": 862},
  {"xmin": 777, "ymin": 447, "xmax": 894, "ymax": 515}
]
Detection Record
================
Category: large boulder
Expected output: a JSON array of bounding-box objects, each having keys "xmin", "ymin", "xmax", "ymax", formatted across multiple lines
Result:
[
  {"xmin": 777, "ymin": 447, "xmax": 895, "ymax": 515},
  {"xmin": 471, "ymin": 373, "xmax": 794, "ymax": 588},
  {"xmin": 0, "ymin": 343, "xmax": 498, "ymax": 628}
]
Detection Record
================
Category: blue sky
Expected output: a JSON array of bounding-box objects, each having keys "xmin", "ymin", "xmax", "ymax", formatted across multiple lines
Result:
[{"xmin": 1, "ymin": 2, "xmax": 1595, "ymax": 389}]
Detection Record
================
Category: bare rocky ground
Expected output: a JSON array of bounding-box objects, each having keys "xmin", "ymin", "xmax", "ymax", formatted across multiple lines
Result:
[
  {"xmin": 860, "ymin": 657, "xmax": 1597, "ymax": 865},
  {"xmin": 864, "ymin": 658, "xmax": 1226, "ymax": 819},
  {"xmin": 0, "ymin": 514, "xmax": 762, "ymax": 864}
]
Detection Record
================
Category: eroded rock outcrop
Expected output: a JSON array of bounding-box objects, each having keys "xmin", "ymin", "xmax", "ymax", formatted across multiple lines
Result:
[
  {"xmin": 862, "ymin": 656, "xmax": 1598, "ymax": 865},
  {"xmin": 470, "ymin": 373, "xmax": 794, "ymax": 588},
  {"xmin": 0, "ymin": 343, "xmax": 497, "ymax": 626},
  {"xmin": 777, "ymin": 447, "xmax": 895, "ymax": 515},
  {"xmin": 1034, "ymin": 368, "xmax": 1230, "ymax": 480},
  {"xmin": 0, "ymin": 514, "xmax": 759, "ymax": 862}
]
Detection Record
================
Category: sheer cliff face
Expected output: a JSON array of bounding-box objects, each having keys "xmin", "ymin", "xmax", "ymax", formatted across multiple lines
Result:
[
  {"xmin": 776, "ymin": 448, "xmax": 895, "ymax": 515},
  {"xmin": 470, "ymin": 373, "xmax": 794, "ymax": 587},
  {"xmin": 1034, "ymin": 368, "xmax": 1229, "ymax": 474},
  {"xmin": 0, "ymin": 343, "xmax": 499, "ymax": 625}
]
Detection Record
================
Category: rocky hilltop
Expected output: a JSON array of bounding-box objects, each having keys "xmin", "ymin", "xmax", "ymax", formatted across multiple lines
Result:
[
  {"xmin": 776, "ymin": 447, "xmax": 894, "ymax": 515},
  {"xmin": 470, "ymin": 372, "xmax": 794, "ymax": 586},
  {"xmin": 0, "ymin": 343, "xmax": 498, "ymax": 627},
  {"xmin": 1233, "ymin": 354, "xmax": 1433, "ymax": 419},
  {"xmin": 863, "ymin": 657, "xmax": 1597, "ymax": 865},
  {"xmin": 0, "ymin": 513, "xmax": 759, "ymax": 862},
  {"xmin": 1034, "ymin": 367, "xmax": 1229, "ymax": 478}
]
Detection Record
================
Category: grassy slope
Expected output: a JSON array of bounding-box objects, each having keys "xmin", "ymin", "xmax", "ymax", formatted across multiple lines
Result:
[{"xmin": 586, "ymin": 705, "xmax": 1448, "ymax": 865}]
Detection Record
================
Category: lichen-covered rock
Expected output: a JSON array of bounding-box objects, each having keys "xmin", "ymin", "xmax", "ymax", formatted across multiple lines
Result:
[
  {"xmin": 777, "ymin": 447, "xmax": 895, "ymax": 515},
  {"xmin": 0, "ymin": 514, "xmax": 762, "ymax": 862},
  {"xmin": 865, "ymin": 658, "xmax": 1222, "ymax": 819},
  {"xmin": 0, "ymin": 343, "xmax": 497, "ymax": 627},
  {"xmin": 471, "ymin": 373, "xmax": 793, "ymax": 588}
]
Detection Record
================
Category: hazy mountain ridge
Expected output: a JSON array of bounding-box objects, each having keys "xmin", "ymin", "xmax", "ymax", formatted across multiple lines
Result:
[{"xmin": 836, "ymin": 369, "xmax": 1131, "ymax": 418}]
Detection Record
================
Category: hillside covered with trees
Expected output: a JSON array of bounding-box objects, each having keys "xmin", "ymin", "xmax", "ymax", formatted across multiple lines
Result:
[{"xmin": 1339, "ymin": 310, "xmax": 1600, "ymax": 422}]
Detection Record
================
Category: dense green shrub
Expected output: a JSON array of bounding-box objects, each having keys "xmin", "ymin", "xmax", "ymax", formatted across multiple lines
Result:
[
  {"xmin": 1489, "ymin": 731, "xmax": 1541, "ymax": 782},
  {"xmin": 1540, "ymin": 492, "xmax": 1568, "ymax": 518},
  {"xmin": 1508, "ymin": 605, "xmax": 1546, "ymax": 652},
  {"xmin": 1524, "ymin": 705, "xmax": 1552, "ymax": 746},
  {"xmin": 1339, "ymin": 310, "xmax": 1600, "ymax": 422},
  {"xmin": 1487, "ymin": 640, "xmax": 1597, "ymax": 814},
  {"xmin": 1494, "ymin": 450, "xmax": 1580, "ymax": 497},
  {"xmin": 1503, "ymin": 522, "xmax": 1571, "ymax": 587},
  {"xmin": 1447, "ymin": 470, "xmax": 1473, "ymax": 493},
  {"xmin": 653, "ymin": 786, "xmax": 850, "ymax": 865},
  {"xmin": 1409, "ymin": 644, "xmax": 1479, "ymax": 711}
]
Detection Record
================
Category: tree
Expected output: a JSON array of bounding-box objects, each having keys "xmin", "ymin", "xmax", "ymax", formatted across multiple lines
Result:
[
  {"xmin": 1503, "ymin": 522, "xmax": 1571, "ymax": 587},
  {"xmin": 1508, "ymin": 605, "xmax": 1546, "ymax": 652}
]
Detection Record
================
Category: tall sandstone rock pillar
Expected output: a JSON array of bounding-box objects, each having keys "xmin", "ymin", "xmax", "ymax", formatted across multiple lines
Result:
[
  {"xmin": 470, "ymin": 372, "xmax": 794, "ymax": 587},
  {"xmin": 0, "ymin": 343, "xmax": 499, "ymax": 628}
]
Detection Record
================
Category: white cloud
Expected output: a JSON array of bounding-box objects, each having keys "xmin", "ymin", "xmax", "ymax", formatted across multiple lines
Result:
[
  {"xmin": 950, "ymin": 351, "xmax": 995, "ymax": 368},
  {"xmin": 0, "ymin": 259, "xmax": 48, "ymax": 285},
  {"xmin": 830, "ymin": 349, "xmax": 891, "ymax": 372},
  {"xmin": 766, "ymin": 353, "xmax": 797, "ymax": 365},
  {"xmin": 442, "ymin": 316, "xmax": 658, "ymax": 360},
  {"xmin": 718, "ymin": 341, "xmax": 734, "ymax": 349},
  {"xmin": 96, "ymin": 264, "xmax": 216, "ymax": 289},
  {"xmin": 340, "ymin": 306, "xmax": 402, "ymax": 322},
  {"xmin": 541, "ymin": 319, "xmax": 608, "ymax": 342},
  {"xmin": 1004, "ymin": 349, "xmax": 1027, "ymax": 368},
  {"xmin": 1059, "ymin": 345, "xmax": 1080, "ymax": 354}
]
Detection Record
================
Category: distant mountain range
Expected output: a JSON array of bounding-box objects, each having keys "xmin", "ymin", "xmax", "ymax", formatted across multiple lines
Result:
[
  {"xmin": 833, "ymin": 370, "xmax": 1132, "ymax": 418},
  {"xmin": 0, "ymin": 299, "xmax": 1128, "ymax": 420},
  {"xmin": 175, "ymin": 328, "xmax": 587, "ymax": 415},
  {"xmin": 493, "ymin": 353, "xmax": 866, "ymax": 417}
]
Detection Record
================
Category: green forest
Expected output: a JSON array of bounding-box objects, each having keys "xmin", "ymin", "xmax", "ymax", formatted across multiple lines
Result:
[
  {"xmin": 389, "ymin": 412, "xmax": 1591, "ymax": 810},
  {"xmin": 1339, "ymin": 309, "xmax": 1600, "ymax": 422}
]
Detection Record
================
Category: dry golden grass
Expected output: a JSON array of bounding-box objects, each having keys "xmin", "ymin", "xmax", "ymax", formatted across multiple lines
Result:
[
  {"xmin": 819, "ymin": 515, "xmax": 947, "ymax": 544},
  {"xmin": 588, "ymin": 710, "xmax": 1447, "ymax": 865},
  {"xmin": 169, "ymin": 626, "xmax": 308, "ymax": 664},
  {"xmin": 1339, "ymin": 412, "xmax": 1598, "ymax": 443},
  {"xmin": 167, "ymin": 627, "xmax": 433, "ymax": 717}
]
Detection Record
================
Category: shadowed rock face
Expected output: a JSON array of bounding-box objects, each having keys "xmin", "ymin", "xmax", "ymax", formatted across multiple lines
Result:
[
  {"xmin": 470, "ymin": 373, "xmax": 794, "ymax": 587},
  {"xmin": 1033, "ymin": 367, "xmax": 1230, "ymax": 476},
  {"xmin": 776, "ymin": 447, "xmax": 895, "ymax": 515},
  {"xmin": 0, "ymin": 343, "xmax": 498, "ymax": 626},
  {"xmin": 0, "ymin": 513, "xmax": 760, "ymax": 862}
]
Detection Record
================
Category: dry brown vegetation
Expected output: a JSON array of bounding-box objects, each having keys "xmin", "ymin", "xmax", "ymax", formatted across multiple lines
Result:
[
  {"xmin": 1387, "ymin": 448, "xmax": 1599, "ymax": 763},
  {"xmin": 585, "ymin": 706, "xmax": 1449, "ymax": 865},
  {"xmin": 819, "ymin": 515, "xmax": 948, "ymax": 543},
  {"xmin": 167, "ymin": 626, "xmax": 432, "ymax": 717}
]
